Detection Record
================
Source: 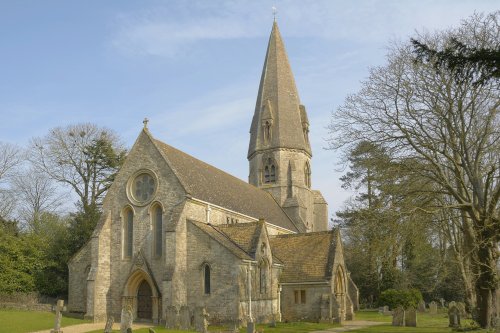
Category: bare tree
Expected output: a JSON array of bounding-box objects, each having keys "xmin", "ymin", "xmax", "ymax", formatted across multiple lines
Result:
[
  {"xmin": 0, "ymin": 142, "xmax": 22, "ymax": 219},
  {"xmin": 29, "ymin": 123, "xmax": 126, "ymax": 213},
  {"xmin": 12, "ymin": 168, "xmax": 65, "ymax": 231},
  {"xmin": 328, "ymin": 12, "xmax": 499, "ymax": 328}
]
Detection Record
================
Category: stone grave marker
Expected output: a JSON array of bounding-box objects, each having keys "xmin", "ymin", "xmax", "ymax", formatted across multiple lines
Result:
[
  {"xmin": 120, "ymin": 305, "xmax": 133, "ymax": 333},
  {"xmin": 392, "ymin": 306, "xmax": 405, "ymax": 326},
  {"xmin": 165, "ymin": 306, "xmax": 179, "ymax": 329},
  {"xmin": 405, "ymin": 306, "xmax": 417, "ymax": 327},
  {"xmin": 382, "ymin": 305, "xmax": 392, "ymax": 316},
  {"xmin": 456, "ymin": 302, "xmax": 467, "ymax": 318},
  {"xmin": 429, "ymin": 301, "xmax": 437, "ymax": 314},
  {"xmin": 179, "ymin": 305, "xmax": 191, "ymax": 330},
  {"xmin": 51, "ymin": 299, "xmax": 64, "ymax": 333},
  {"xmin": 148, "ymin": 329, "xmax": 156, "ymax": 333},
  {"xmin": 448, "ymin": 305, "xmax": 461, "ymax": 328},
  {"xmin": 448, "ymin": 301, "xmax": 457, "ymax": 309},
  {"xmin": 194, "ymin": 307, "xmax": 209, "ymax": 333},
  {"xmin": 104, "ymin": 316, "xmax": 114, "ymax": 333},
  {"xmin": 440, "ymin": 298, "xmax": 445, "ymax": 308},
  {"xmin": 418, "ymin": 300, "xmax": 426, "ymax": 312}
]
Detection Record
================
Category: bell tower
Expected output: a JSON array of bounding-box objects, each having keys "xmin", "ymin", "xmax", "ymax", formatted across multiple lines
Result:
[{"xmin": 248, "ymin": 22, "xmax": 328, "ymax": 232}]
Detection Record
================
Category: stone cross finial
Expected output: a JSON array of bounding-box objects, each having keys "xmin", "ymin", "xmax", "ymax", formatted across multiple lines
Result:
[
  {"xmin": 272, "ymin": 6, "xmax": 277, "ymax": 21},
  {"xmin": 143, "ymin": 118, "xmax": 149, "ymax": 129}
]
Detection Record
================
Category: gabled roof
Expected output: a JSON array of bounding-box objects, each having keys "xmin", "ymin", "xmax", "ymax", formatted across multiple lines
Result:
[
  {"xmin": 190, "ymin": 221, "xmax": 253, "ymax": 260},
  {"xmin": 248, "ymin": 21, "xmax": 312, "ymax": 158},
  {"xmin": 216, "ymin": 221, "xmax": 263, "ymax": 257},
  {"xmin": 270, "ymin": 230, "xmax": 339, "ymax": 283},
  {"xmin": 153, "ymin": 138, "xmax": 299, "ymax": 232}
]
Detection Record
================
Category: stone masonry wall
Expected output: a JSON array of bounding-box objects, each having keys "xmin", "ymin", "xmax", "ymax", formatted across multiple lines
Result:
[{"xmin": 280, "ymin": 284, "xmax": 330, "ymax": 321}]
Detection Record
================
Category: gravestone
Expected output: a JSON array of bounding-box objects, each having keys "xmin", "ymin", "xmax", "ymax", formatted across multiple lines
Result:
[
  {"xmin": 382, "ymin": 305, "xmax": 392, "ymax": 316},
  {"xmin": 448, "ymin": 301, "xmax": 457, "ymax": 309},
  {"xmin": 120, "ymin": 305, "xmax": 133, "ymax": 333},
  {"xmin": 405, "ymin": 306, "xmax": 417, "ymax": 327},
  {"xmin": 429, "ymin": 301, "xmax": 437, "ymax": 314},
  {"xmin": 104, "ymin": 316, "xmax": 114, "ymax": 333},
  {"xmin": 392, "ymin": 306, "xmax": 405, "ymax": 326},
  {"xmin": 440, "ymin": 298, "xmax": 445, "ymax": 308},
  {"xmin": 126, "ymin": 328, "xmax": 132, "ymax": 333},
  {"xmin": 165, "ymin": 306, "xmax": 179, "ymax": 329},
  {"xmin": 418, "ymin": 300, "xmax": 426, "ymax": 312},
  {"xmin": 51, "ymin": 299, "xmax": 64, "ymax": 333},
  {"xmin": 148, "ymin": 329, "xmax": 156, "ymax": 333},
  {"xmin": 247, "ymin": 321, "xmax": 255, "ymax": 333},
  {"xmin": 179, "ymin": 306, "xmax": 191, "ymax": 330},
  {"xmin": 448, "ymin": 305, "xmax": 461, "ymax": 328},
  {"xmin": 194, "ymin": 307, "xmax": 209, "ymax": 333},
  {"xmin": 456, "ymin": 302, "xmax": 467, "ymax": 318}
]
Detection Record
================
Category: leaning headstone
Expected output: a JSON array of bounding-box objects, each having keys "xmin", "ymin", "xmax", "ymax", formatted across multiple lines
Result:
[
  {"xmin": 148, "ymin": 329, "xmax": 156, "ymax": 333},
  {"xmin": 429, "ymin": 301, "xmax": 437, "ymax": 314},
  {"xmin": 405, "ymin": 306, "xmax": 417, "ymax": 327},
  {"xmin": 179, "ymin": 306, "xmax": 191, "ymax": 330},
  {"xmin": 121, "ymin": 305, "xmax": 133, "ymax": 333},
  {"xmin": 166, "ymin": 306, "xmax": 179, "ymax": 329},
  {"xmin": 448, "ymin": 305, "xmax": 461, "ymax": 328},
  {"xmin": 392, "ymin": 306, "xmax": 405, "ymax": 326},
  {"xmin": 104, "ymin": 316, "xmax": 114, "ymax": 333},
  {"xmin": 51, "ymin": 299, "xmax": 64, "ymax": 333},
  {"xmin": 418, "ymin": 300, "xmax": 426, "ymax": 312}
]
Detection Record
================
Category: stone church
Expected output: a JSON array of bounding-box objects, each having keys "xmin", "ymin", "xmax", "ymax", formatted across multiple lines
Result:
[{"xmin": 68, "ymin": 22, "xmax": 358, "ymax": 325}]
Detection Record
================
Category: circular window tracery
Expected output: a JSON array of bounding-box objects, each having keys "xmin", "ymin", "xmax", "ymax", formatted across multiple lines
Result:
[{"xmin": 127, "ymin": 170, "xmax": 158, "ymax": 206}]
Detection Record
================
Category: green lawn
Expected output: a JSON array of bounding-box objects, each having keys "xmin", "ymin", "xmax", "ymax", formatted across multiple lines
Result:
[
  {"xmin": 0, "ymin": 309, "xmax": 90, "ymax": 333},
  {"xmin": 350, "ymin": 310, "xmax": 487, "ymax": 333}
]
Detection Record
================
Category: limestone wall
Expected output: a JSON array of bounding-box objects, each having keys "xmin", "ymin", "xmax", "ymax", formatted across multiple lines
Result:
[
  {"xmin": 280, "ymin": 283, "xmax": 330, "ymax": 321},
  {"xmin": 186, "ymin": 221, "xmax": 241, "ymax": 323},
  {"xmin": 68, "ymin": 241, "xmax": 91, "ymax": 313}
]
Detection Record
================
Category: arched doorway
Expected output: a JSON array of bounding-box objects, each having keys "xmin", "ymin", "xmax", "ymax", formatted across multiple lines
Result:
[{"xmin": 137, "ymin": 280, "xmax": 153, "ymax": 320}]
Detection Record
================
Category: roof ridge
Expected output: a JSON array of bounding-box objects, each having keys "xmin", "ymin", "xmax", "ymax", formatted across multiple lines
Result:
[{"xmin": 270, "ymin": 230, "xmax": 334, "ymax": 238}]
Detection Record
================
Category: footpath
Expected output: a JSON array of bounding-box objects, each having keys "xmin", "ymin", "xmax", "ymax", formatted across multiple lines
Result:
[
  {"xmin": 311, "ymin": 320, "xmax": 385, "ymax": 332},
  {"xmin": 32, "ymin": 320, "xmax": 383, "ymax": 333},
  {"xmin": 31, "ymin": 322, "xmax": 153, "ymax": 333}
]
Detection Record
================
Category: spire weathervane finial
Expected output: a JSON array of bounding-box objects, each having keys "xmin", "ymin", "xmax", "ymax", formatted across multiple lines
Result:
[
  {"xmin": 272, "ymin": 5, "xmax": 277, "ymax": 22},
  {"xmin": 143, "ymin": 117, "xmax": 149, "ymax": 129}
]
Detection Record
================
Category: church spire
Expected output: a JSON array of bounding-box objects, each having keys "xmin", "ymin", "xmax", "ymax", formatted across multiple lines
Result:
[{"xmin": 248, "ymin": 22, "xmax": 312, "ymax": 159}]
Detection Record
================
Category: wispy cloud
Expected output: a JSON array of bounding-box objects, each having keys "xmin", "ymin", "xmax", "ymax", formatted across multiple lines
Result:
[{"xmin": 110, "ymin": 0, "xmax": 498, "ymax": 58}]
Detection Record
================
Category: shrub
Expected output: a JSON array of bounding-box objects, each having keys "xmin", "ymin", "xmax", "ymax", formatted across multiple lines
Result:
[{"xmin": 378, "ymin": 288, "xmax": 423, "ymax": 309}]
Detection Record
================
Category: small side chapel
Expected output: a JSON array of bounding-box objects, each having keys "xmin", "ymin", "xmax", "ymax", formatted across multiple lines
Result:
[{"xmin": 68, "ymin": 21, "xmax": 358, "ymax": 325}]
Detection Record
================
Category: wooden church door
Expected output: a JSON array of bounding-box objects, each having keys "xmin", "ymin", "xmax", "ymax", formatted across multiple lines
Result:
[{"xmin": 137, "ymin": 280, "xmax": 152, "ymax": 319}]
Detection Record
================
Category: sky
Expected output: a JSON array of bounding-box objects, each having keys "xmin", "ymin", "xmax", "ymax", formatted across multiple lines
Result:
[{"xmin": 0, "ymin": 0, "xmax": 497, "ymax": 217}]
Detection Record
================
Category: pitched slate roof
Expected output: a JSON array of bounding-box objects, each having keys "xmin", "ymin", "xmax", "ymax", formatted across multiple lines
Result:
[
  {"xmin": 248, "ymin": 21, "xmax": 312, "ymax": 158},
  {"xmin": 153, "ymin": 138, "xmax": 299, "ymax": 232},
  {"xmin": 216, "ymin": 221, "xmax": 263, "ymax": 257},
  {"xmin": 270, "ymin": 230, "xmax": 338, "ymax": 283},
  {"xmin": 189, "ymin": 221, "xmax": 253, "ymax": 260}
]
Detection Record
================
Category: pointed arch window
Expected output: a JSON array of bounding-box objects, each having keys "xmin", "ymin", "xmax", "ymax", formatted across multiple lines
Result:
[
  {"xmin": 304, "ymin": 162, "xmax": 311, "ymax": 188},
  {"xmin": 152, "ymin": 204, "xmax": 163, "ymax": 257},
  {"xmin": 123, "ymin": 207, "xmax": 134, "ymax": 258},
  {"xmin": 263, "ymin": 158, "xmax": 276, "ymax": 184},
  {"xmin": 203, "ymin": 264, "xmax": 211, "ymax": 295}
]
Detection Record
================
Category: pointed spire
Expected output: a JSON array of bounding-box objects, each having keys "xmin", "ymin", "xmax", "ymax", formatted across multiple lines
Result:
[{"xmin": 248, "ymin": 22, "xmax": 312, "ymax": 158}]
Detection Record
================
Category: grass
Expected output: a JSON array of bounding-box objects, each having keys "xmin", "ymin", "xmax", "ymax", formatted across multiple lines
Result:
[
  {"xmin": 350, "ymin": 310, "xmax": 490, "ymax": 333},
  {"xmin": 0, "ymin": 309, "xmax": 90, "ymax": 333}
]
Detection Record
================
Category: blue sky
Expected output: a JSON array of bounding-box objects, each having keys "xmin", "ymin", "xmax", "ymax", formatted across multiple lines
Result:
[{"xmin": 0, "ymin": 1, "xmax": 497, "ymax": 216}]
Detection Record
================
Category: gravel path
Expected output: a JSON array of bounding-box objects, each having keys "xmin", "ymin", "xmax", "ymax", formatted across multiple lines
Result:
[
  {"xmin": 310, "ymin": 320, "xmax": 385, "ymax": 332},
  {"xmin": 31, "ymin": 322, "xmax": 153, "ymax": 333}
]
